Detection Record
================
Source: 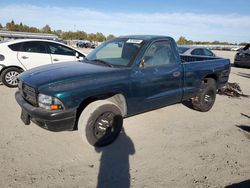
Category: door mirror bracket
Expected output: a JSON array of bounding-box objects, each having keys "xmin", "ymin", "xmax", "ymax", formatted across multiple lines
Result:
[
  {"xmin": 140, "ymin": 59, "xmax": 145, "ymax": 68},
  {"xmin": 75, "ymin": 52, "xmax": 80, "ymax": 58}
]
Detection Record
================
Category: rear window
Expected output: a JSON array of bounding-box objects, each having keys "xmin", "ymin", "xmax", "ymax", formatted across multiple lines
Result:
[
  {"xmin": 191, "ymin": 48, "xmax": 204, "ymax": 56},
  {"xmin": 8, "ymin": 43, "xmax": 22, "ymax": 51},
  {"xmin": 22, "ymin": 42, "xmax": 47, "ymax": 53},
  {"xmin": 203, "ymin": 49, "xmax": 214, "ymax": 56},
  {"xmin": 178, "ymin": 47, "xmax": 189, "ymax": 54}
]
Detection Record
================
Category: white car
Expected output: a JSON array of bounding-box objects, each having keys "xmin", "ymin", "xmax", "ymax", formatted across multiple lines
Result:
[{"xmin": 0, "ymin": 39, "xmax": 86, "ymax": 87}]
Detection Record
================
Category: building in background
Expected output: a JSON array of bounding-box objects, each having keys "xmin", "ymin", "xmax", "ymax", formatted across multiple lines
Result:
[{"xmin": 0, "ymin": 30, "xmax": 58, "ymax": 41}]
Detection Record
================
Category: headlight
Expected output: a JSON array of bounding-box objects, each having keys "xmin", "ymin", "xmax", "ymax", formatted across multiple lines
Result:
[{"xmin": 38, "ymin": 93, "xmax": 64, "ymax": 110}]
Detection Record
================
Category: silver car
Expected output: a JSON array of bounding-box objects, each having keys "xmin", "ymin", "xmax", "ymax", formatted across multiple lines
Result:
[{"xmin": 178, "ymin": 46, "xmax": 216, "ymax": 57}]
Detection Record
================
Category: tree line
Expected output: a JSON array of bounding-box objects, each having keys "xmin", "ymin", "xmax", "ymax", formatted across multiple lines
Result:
[
  {"xmin": 0, "ymin": 20, "xmax": 115, "ymax": 42},
  {"xmin": 176, "ymin": 36, "xmax": 246, "ymax": 46},
  {"xmin": 0, "ymin": 21, "xmax": 247, "ymax": 45}
]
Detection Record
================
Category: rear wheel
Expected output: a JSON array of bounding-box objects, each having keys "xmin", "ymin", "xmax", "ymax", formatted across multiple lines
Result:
[
  {"xmin": 78, "ymin": 100, "xmax": 123, "ymax": 147},
  {"xmin": 1, "ymin": 67, "xmax": 22, "ymax": 88},
  {"xmin": 192, "ymin": 78, "xmax": 216, "ymax": 112}
]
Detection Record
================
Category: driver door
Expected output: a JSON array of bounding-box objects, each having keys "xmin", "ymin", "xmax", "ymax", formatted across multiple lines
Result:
[{"xmin": 130, "ymin": 40, "xmax": 183, "ymax": 114}]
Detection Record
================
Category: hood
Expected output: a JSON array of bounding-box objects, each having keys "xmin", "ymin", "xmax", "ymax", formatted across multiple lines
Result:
[{"xmin": 19, "ymin": 61, "xmax": 118, "ymax": 88}]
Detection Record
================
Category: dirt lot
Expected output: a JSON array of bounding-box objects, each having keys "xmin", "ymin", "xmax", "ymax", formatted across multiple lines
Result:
[{"xmin": 0, "ymin": 51, "xmax": 250, "ymax": 188}]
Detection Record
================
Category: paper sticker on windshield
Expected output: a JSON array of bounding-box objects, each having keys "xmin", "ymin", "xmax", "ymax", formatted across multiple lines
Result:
[{"xmin": 126, "ymin": 39, "xmax": 143, "ymax": 44}]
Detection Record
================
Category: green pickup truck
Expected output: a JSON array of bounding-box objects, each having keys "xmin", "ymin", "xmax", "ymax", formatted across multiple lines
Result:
[{"xmin": 15, "ymin": 35, "xmax": 230, "ymax": 147}]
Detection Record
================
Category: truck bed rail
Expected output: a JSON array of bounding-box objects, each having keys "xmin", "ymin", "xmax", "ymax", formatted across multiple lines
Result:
[{"xmin": 180, "ymin": 55, "xmax": 221, "ymax": 63}]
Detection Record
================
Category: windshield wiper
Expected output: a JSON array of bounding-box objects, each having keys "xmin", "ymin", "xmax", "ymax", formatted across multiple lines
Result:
[{"xmin": 91, "ymin": 59, "xmax": 113, "ymax": 67}]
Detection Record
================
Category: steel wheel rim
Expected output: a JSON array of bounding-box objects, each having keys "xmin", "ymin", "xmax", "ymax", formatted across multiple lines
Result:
[
  {"xmin": 5, "ymin": 71, "xmax": 19, "ymax": 86},
  {"xmin": 93, "ymin": 112, "xmax": 115, "ymax": 139},
  {"xmin": 203, "ymin": 90, "xmax": 214, "ymax": 108}
]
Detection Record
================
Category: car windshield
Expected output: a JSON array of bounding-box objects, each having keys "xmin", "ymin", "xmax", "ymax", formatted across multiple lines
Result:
[
  {"xmin": 86, "ymin": 38, "xmax": 144, "ymax": 67},
  {"xmin": 178, "ymin": 47, "xmax": 189, "ymax": 54}
]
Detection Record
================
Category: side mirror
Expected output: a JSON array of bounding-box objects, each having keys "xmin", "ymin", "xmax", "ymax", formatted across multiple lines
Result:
[
  {"xmin": 75, "ymin": 52, "xmax": 80, "ymax": 58},
  {"xmin": 118, "ymin": 42, "xmax": 123, "ymax": 48},
  {"xmin": 75, "ymin": 52, "xmax": 85, "ymax": 61},
  {"xmin": 78, "ymin": 56, "xmax": 85, "ymax": 61},
  {"xmin": 140, "ymin": 59, "xmax": 145, "ymax": 68}
]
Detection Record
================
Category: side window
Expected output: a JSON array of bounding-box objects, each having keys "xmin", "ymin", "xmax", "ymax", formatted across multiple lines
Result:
[
  {"xmin": 121, "ymin": 43, "xmax": 140, "ymax": 60},
  {"xmin": 178, "ymin": 47, "xmax": 189, "ymax": 54},
  {"xmin": 191, "ymin": 49, "xmax": 204, "ymax": 56},
  {"xmin": 8, "ymin": 43, "xmax": 22, "ymax": 51},
  {"xmin": 143, "ymin": 40, "xmax": 175, "ymax": 67},
  {"xmin": 203, "ymin": 49, "xmax": 214, "ymax": 56},
  {"xmin": 21, "ymin": 42, "xmax": 47, "ymax": 53},
  {"xmin": 47, "ymin": 43, "xmax": 75, "ymax": 56}
]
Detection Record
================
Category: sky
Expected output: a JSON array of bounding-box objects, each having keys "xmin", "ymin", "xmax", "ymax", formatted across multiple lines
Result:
[{"xmin": 0, "ymin": 0, "xmax": 249, "ymax": 43}]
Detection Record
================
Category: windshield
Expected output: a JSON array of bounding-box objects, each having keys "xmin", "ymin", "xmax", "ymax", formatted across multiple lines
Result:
[
  {"xmin": 86, "ymin": 38, "xmax": 143, "ymax": 67},
  {"xmin": 178, "ymin": 47, "xmax": 189, "ymax": 54}
]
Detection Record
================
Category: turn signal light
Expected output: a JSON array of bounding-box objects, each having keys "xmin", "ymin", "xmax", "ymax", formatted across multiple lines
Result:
[{"xmin": 50, "ymin": 104, "xmax": 59, "ymax": 110}]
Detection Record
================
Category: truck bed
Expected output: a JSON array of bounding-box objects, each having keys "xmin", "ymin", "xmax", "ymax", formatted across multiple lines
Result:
[
  {"xmin": 181, "ymin": 55, "xmax": 231, "ymax": 101},
  {"xmin": 180, "ymin": 55, "xmax": 221, "ymax": 63}
]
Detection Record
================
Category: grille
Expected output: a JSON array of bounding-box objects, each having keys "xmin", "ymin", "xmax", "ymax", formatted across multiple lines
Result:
[{"xmin": 19, "ymin": 82, "xmax": 37, "ymax": 106}]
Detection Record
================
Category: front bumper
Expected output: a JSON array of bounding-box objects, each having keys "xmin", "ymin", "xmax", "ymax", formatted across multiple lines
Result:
[{"xmin": 15, "ymin": 91, "xmax": 77, "ymax": 131}]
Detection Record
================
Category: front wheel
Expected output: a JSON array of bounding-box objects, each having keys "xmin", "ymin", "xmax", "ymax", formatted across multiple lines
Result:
[
  {"xmin": 192, "ymin": 78, "xmax": 217, "ymax": 112},
  {"xmin": 1, "ymin": 67, "xmax": 22, "ymax": 88},
  {"xmin": 78, "ymin": 100, "xmax": 123, "ymax": 147}
]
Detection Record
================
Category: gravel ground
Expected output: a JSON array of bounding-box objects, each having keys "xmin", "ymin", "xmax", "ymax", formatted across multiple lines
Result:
[{"xmin": 0, "ymin": 50, "xmax": 249, "ymax": 188}]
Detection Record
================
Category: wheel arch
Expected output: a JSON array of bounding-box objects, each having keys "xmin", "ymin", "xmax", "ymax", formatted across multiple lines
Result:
[
  {"xmin": 203, "ymin": 74, "xmax": 218, "ymax": 88},
  {"xmin": 74, "ymin": 93, "xmax": 127, "ymax": 130},
  {"xmin": 192, "ymin": 75, "xmax": 217, "ymax": 112},
  {"xmin": 105, "ymin": 93, "xmax": 127, "ymax": 117},
  {"xmin": 0, "ymin": 65, "xmax": 24, "ymax": 77}
]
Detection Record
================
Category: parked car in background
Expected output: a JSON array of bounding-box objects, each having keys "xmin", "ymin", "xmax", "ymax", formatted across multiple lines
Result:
[
  {"xmin": 90, "ymin": 42, "xmax": 96, "ymax": 49},
  {"xmin": 77, "ymin": 40, "xmax": 89, "ymax": 48},
  {"xmin": 0, "ymin": 39, "xmax": 86, "ymax": 87},
  {"xmin": 178, "ymin": 46, "xmax": 216, "ymax": 57},
  {"xmin": 231, "ymin": 46, "xmax": 241, "ymax": 51},
  {"xmin": 77, "ymin": 40, "xmax": 96, "ymax": 49},
  {"xmin": 234, "ymin": 44, "xmax": 250, "ymax": 68}
]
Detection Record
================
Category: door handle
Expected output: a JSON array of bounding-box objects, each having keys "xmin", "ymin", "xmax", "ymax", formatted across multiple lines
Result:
[
  {"xmin": 173, "ymin": 71, "xmax": 181, "ymax": 77},
  {"xmin": 21, "ymin": 56, "xmax": 28, "ymax": 59},
  {"xmin": 53, "ymin": 58, "xmax": 59, "ymax": 61}
]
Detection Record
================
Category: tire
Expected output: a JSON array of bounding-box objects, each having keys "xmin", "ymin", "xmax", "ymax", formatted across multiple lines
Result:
[
  {"xmin": 1, "ymin": 67, "xmax": 22, "ymax": 88},
  {"xmin": 192, "ymin": 78, "xmax": 216, "ymax": 112},
  {"xmin": 78, "ymin": 100, "xmax": 123, "ymax": 147}
]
